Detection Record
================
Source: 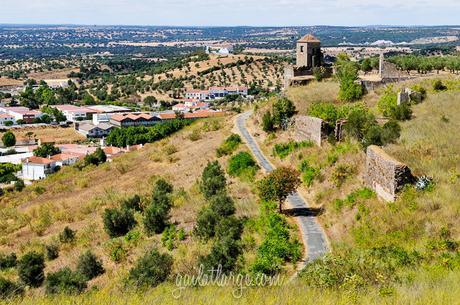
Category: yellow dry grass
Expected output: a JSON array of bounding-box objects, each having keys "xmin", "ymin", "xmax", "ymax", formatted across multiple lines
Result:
[{"xmin": 1, "ymin": 126, "xmax": 85, "ymax": 144}]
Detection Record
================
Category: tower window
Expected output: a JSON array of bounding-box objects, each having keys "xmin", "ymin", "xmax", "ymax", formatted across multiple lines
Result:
[{"xmin": 300, "ymin": 46, "xmax": 304, "ymax": 52}]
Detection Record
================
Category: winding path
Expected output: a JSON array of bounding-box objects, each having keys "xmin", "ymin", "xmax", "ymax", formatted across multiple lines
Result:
[{"xmin": 236, "ymin": 111, "xmax": 329, "ymax": 269}]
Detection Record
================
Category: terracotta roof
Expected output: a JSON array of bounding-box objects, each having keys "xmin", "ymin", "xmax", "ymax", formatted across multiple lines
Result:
[
  {"xmin": 0, "ymin": 114, "xmax": 14, "ymax": 119},
  {"xmin": 298, "ymin": 34, "xmax": 321, "ymax": 43},
  {"xmin": 158, "ymin": 110, "xmax": 226, "ymax": 120},
  {"xmin": 111, "ymin": 113, "xmax": 154, "ymax": 122},
  {"xmin": 50, "ymin": 153, "xmax": 82, "ymax": 161},
  {"xmin": 103, "ymin": 146, "xmax": 124, "ymax": 155},
  {"xmin": 22, "ymin": 156, "xmax": 55, "ymax": 165}
]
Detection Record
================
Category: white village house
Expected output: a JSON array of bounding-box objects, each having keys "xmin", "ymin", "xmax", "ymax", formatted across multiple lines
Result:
[{"xmin": 22, "ymin": 156, "xmax": 57, "ymax": 180}]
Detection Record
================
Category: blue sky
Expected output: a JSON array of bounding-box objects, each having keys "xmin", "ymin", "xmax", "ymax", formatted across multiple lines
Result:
[{"xmin": 0, "ymin": 0, "xmax": 459, "ymax": 26}]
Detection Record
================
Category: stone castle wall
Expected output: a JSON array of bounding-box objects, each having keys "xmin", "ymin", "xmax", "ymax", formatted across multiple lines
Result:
[
  {"xmin": 293, "ymin": 115, "xmax": 324, "ymax": 146},
  {"xmin": 366, "ymin": 145, "xmax": 414, "ymax": 202}
]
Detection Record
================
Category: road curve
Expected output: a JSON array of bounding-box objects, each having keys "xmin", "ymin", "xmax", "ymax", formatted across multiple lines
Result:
[{"xmin": 236, "ymin": 111, "xmax": 329, "ymax": 268}]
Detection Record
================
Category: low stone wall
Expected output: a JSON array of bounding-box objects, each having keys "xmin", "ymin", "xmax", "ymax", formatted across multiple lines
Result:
[
  {"xmin": 293, "ymin": 115, "xmax": 324, "ymax": 146},
  {"xmin": 365, "ymin": 145, "xmax": 414, "ymax": 202}
]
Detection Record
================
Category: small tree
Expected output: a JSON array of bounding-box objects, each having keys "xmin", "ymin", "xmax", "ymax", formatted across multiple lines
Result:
[
  {"xmin": 76, "ymin": 251, "xmax": 105, "ymax": 280},
  {"xmin": 128, "ymin": 248, "xmax": 173, "ymax": 287},
  {"xmin": 200, "ymin": 161, "xmax": 226, "ymax": 199},
  {"xmin": 2, "ymin": 131, "xmax": 16, "ymax": 148},
  {"xmin": 103, "ymin": 208, "xmax": 136, "ymax": 238},
  {"xmin": 194, "ymin": 207, "xmax": 220, "ymax": 240},
  {"xmin": 59, "ymin": 226, "xmax": 76, "ymax": 243},
  {"xmin": 45, "ymin": 244, "xmax": 59, "ymax": 261},
  {"xmin": 257, "ymin": 167, "xmax": 301, "ymax": 213},
  {"xmin": 262, "ymin": 111, "xmax": 275, "ymax": 132},
  {"xmin": 18, "ymin": 251, "xmax": 45, "ymax": 287},
  {"xmin": 33, "ymin": 143, "xmax": 61, "ymax": 158},
  {"xmin": 45, "ymin": 267, "xmax": 87, "ymax": 295},
  {"xmin": 144, "ymin": 179, "xmax": 173, "ymax": 235}
]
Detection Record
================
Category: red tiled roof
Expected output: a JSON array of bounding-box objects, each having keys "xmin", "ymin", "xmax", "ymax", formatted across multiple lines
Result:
[
  {"xmin": 22, "ymin": 156, "xmax": 55, "ymax": 165},
  {"xmin": 50, "ymin": 153, "xmax": 82, "ymax": 161}
]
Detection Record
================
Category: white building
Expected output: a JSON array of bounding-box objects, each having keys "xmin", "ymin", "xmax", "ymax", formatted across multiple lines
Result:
[
  {"xmin": 22, "ymin": 156, "xmax": 57, "ymax": 180},
  {"xmin": 50, "ymin": 153, "xmax": 82, "ymax": 167},
  {"xmin": 92, "ymin": 113, "xmax": 112, "ymax": 125},
  {"xmin": 0, "ymin": 113, "xmax": 16, "ymax": 126},
  {"xmin": 51, "ymin": 105, "xmax": 96, "ymax": 122},
  {"xmin": 209, "ymin": 86, "xmax": 248, "ymax": 99},
  {"xmin": 172, "ymin": 100, "xmax": 209, "ymax": 112},
  {"xmin": 86, "ymin": 105, "xmax": 132, "ymax": 114},
  {"xmin": 0, "ymin": 107, "xmax": 43, "ymax": 124},
  {"xmin": 185, "ymin": 90, "xmax": 210, "ymax": 101},
  {"xmin": 77, "ymin": 122, "xmax": 114, "ymax": 138}
]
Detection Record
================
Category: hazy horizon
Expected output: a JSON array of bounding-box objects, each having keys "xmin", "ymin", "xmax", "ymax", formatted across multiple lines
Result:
[{"xmin": 0, "ymin": 0, "xmax": 459, "ymax": 27}]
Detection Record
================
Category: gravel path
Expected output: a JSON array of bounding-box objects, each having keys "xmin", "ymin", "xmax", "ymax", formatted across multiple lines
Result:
[{"xmin": 236, "ymin": 111, "xmax": 329, "ymax": 268}]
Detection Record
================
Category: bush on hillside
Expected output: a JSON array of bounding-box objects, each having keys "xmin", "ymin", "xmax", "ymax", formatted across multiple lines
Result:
[
  {"xmin": 200, "ymin": 161, "xmax": 227, "ymax": 199},
  {"xmin": 389, "ymin": 104, "xmax": 412, "ymax": 121},
  {"xmin": 121, "ymin": 195, "xmax": 143, "ymax": 212},
  {"xmin": 0, "ymin": 253, "xmax": 17, "ymax": 270},
  {"xmin": 262, "ymin": 111, "xmax": 275, "ymax": 132},
  {"xmin": 272, "ymin": 97, "xmax": 296, "ymax": 129},
  {"xmin": 45, "ymin": 244, "xmax": 59, "ymax": 261},
  {"xmin": 59, "ymin": 226, "xmax": 76, "ymax": 243},
  {"xmin": 103, "ymin": 207, "xmax": 137, "ymax": 238},
  {"xmin": 299, "ymin": 160, "xmax": 320, "ymax": 187},
  {"xmin": 18, "ymin": 251, "xmax": 45, "ymax": 287},
  {"xmin": 33, "ymin": 143, "xmax": 61, "ymax": 158},
  {"xmin": 144, "ymin": 179, "xmax": 174, "ymax": 235},
  {"xmin": 227, "ymin": 151, "xmax": 258, "ymax": 179},
  {"xmin": 128, "ymin": 248, "xmax": 173, "ymax": 287},
  {"xmin": 194, "ymin": 207, "xmax": 220, "ymax": 240},
  {"xmin": 273, "ymin": 141, "xmax": 314, "ymax": 159},
  {"xmin": 433, "ymin": 80, "xmax": 447, "ymax": 91},
  {"xmin": 45, "ymin": 267, "xmax": 87, "ymax": 295},
  {"xmin": 216, "ymin": 134, "xmax": 242, "ymax": 157},
  {"xmin": 209, "ymin": 192, "xmax": 236, "ymax": 217},
  {"xmin": 199, "ymin": 236, "xmax": 242, "ymax": 274},
  {"xmin": 76, "ymin": 251, "xmax": 105, "ymax": 280},
  {"xmin": 0, "ymin": 277, "xmax": 23, "ymax": 299},
  {"xmin": 2, "ymin": 131, "xmax": 16, "ymax": 148},
  {"xmin": 84, "ymin": 147, "xmax": 107, "ymax": 166}
]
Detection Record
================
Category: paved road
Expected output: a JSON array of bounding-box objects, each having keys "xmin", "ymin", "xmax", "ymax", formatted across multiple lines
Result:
[{"xmin": 236, "ymin": 111, "xmax": 329, "ymax": 268}]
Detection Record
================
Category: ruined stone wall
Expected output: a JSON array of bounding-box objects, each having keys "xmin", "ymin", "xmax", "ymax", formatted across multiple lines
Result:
[
  {"xmin": 293, "ymin": 115, "xmax": 324, "ymax": 146},
  {"xmin": 366, "ymin": 145, "xmax": 414, "ymax": 202}
]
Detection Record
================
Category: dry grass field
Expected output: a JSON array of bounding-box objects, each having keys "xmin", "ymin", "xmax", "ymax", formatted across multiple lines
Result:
[{"xmin": 1, "ymin": 126, "xmax": 85, "ymax": 144}]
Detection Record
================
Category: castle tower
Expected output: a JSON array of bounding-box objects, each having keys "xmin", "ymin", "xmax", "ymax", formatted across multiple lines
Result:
[{"xmin": 296, "ymin": 34, "xmax": 321, "ymax": 69}]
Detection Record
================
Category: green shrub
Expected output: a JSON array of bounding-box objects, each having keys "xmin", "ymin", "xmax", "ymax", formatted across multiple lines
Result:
[
  {"xmin": 0, "ymin": 277, "xmax": 23, "ymax": 299},
  {"xmin": 199, "ymin": 236, "xmax": 242, "ymax": 274},
  {"xmin": 200, "ymin": 161, "xmax": 226, "ymax": 199},
  {"xmin": 76, "ymin": 251, "xmax": 105, "ymax": 280},
  {"xmin": 252, "ymin": 211, "xmax": 302, "ymax": 275},
  {"xmin": 194, "ymin": 207, "xmax": 220, "ymax": 240},
  {"xmin": 216, "ymin": 134, "xmax": 242, "ymax": 157},
  {"xmin": 333, "ymin": 188, "xmax": 375, "ymax": 211},
  {"xmin": 161, "ymin": 225, "xmax": 184, "ymax": 251},
  {"xmin": 45, "ymin": 244, "xmax": 59, "ymax": 261},
  {"xmin": 308, "ymin": 102, "xmax": 338, "ymax": 125},
  {"xmin": 103, "ymin": 208, "xmax": 136, "ymax": 238},
  {"xmin": 377, "ymin": 86, "xmax": 397, "ymax": 116},
  {"xmin": 273, "ymin": 141, "xmax": 313, "ymax": 159},
  {"xmin": 121, "ymin": 195, "xmax": 143, "ymax": 212},
  {"xmin": 107, "ymin": 239, "xmax": 127, "ymax": 263},
  {"xmin": 2, "ymin": 131, "xmax": 16, "ymax": 147},
  {"xmin": 262, "ymin": 111, "xmax": 275, "ymax": 132},
  {"xmin": 143, "ymin": 180, "xmax": 173, "ymax": 236},
  {"xmin": 389, "ymin": 104, "xmax": 412, "ymax": 121},
  {"xmin": 59, "ymin": 226, "xmax": 76, "ymax": 243},
  {"xmin": 331, "ymin": 164, "xmax": 354, "ymax": 187},
  {"xmin": 18, "ymin": 251, "xmax": 45, "ymax": 288},
  {"xmin": 272, "ymin": 97, "xmax": 296, "ymax": 129},
  {"xmin": 14, "ymin": 180, "xmax": 25, "ymax": 192},
  {"xmin": 433, "ymin": 79, "xmax": 447, "ymax": 91},
  {"xmin": 209, "ymin": 192, "xmax": 236, "ymax": 217},
  {"xmin": 0, "ymin": 253, "xmax": 17, "ymax": 270},
  {"xmin": 299, "ymin": 161, "xmax": 320, "ymax": 187},
  {"xmin": 33, "ymin": 143, "xmax": 61, "ymax": 158},
  {"xmin": 227, "ymin": 151, "xmax": 258, "ymax": 179},
  {"xmin": 45, "ymin": 267, "xmax": 87, "ymax": 295},
  {"xmin": 128, "ymin": 248, "xmax": 173, "ymax": 287}
]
